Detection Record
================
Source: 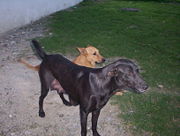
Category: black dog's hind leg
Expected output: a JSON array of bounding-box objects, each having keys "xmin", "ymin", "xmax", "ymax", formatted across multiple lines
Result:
[
  {"xmin": 92, "ymin": 109, "xmax": 101, "ymax": 136},
  {"xmin": 58, "ymin": 92, "xmax": 72, "ymax": 106}
]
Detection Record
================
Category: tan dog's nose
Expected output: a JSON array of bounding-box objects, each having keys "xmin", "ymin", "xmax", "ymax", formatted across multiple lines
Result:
[{"xmin": 102, "ymin": 58, "xmax": 106, "ymax": 62}]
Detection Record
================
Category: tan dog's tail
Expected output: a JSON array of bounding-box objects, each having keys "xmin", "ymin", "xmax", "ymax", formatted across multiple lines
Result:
[{"xmin": 19, "ymin": 58, "xmax": 40, "ymax": 71}]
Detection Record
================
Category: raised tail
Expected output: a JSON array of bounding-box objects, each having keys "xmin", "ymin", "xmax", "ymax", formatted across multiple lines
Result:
[{"xmin": 31, "ymin": 40, "xmax": 47, "ymax": 60}]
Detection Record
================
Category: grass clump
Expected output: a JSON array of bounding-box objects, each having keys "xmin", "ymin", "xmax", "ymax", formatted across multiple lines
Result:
[{"xmin": 112, "ymin": 91, "xmax": 180, "ymax": 136}]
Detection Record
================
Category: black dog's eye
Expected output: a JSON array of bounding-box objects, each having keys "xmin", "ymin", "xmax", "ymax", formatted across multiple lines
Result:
[
  {"xmin": 127, "ymin": 73, "xmax": 132, "ymax": 77},
  {"xmin": 93, "ymin": 52, "xmax": 96, "ymax": 55},
  {"xmin": 136, "ymin": 69, "xmax": 139, "ymax": 73},
  {"xmin": 124, "ymin": 75, "xmax": 129, "ymax": 80}
]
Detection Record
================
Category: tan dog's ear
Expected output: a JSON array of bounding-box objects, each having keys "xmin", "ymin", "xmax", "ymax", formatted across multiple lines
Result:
[
  {"xmin": 86, "ymin": 45, "xmax": 93, "ymax": 48},
  {"xmin": 76, "ymin": 47, "xmax": 87, "ymax": 54}
]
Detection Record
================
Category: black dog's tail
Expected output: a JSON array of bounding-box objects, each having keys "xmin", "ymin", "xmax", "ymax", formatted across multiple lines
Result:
[{"xmin": 31, "ymin": 40, "xmax": 47, "ymax": 59}]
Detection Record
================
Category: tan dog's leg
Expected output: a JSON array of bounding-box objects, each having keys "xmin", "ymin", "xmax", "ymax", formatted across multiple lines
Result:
[
  {"xmin": 115, "ymin": 90, "xmax": 127, "ymax": 96},
  {"xmin": 115, "ymin": 92, "xmax": 124, "ymax": 96}
]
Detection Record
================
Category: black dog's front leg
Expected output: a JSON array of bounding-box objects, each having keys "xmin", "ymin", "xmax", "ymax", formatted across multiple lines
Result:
[
  {"xmin": 39, "ymin": 85, "xmax": 49, "ymax": 117},
  {"xmin": 92, "ymin": 109, "xmax": 101, "ymax": 136},
  {"xmin": 80, "ymin": 109, "xmax": 88, "ymax": 136}
]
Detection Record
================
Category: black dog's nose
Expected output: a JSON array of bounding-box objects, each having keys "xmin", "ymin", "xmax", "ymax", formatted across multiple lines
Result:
[{"xmin": 143, "ymin": 84, "xmax": 149, "ymax": 90}]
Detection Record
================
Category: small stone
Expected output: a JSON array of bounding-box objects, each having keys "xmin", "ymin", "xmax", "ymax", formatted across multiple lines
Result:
[
  {"xmin": 129, "ymin": 110, "xmax": 134, "ymax": 113},
  {"xmin": 10, "ymin": 41, "xmax": 16, "ymax": 45},
  {"xmin": 24, "ymin": 130, "xmax": 31, "ymax": 135},
  {"xmin": 9, "ymin": 114, "xmax": 13, "ymax": 118},
  {"xmin": 59, "ymin": 114, "xmax": 64, "ymax": 117},
  {"xmin": 128, "ymin": 25, "xmax": 138, "ymax": 29},
  {"xmin": 10, "ymin": 133, "xmax": 15, "ymax": 136},
  {"xmin": 157, "ymin": 84, "xmax": 164, "ymax": 89},
  {"xmin": 121, "ymin": 8, "xmax": 140, "ymax": 12}
]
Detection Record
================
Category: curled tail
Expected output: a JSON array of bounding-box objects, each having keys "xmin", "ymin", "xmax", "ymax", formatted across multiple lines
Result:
[{"xmin": 31, "ymin": 40, "xmax": 47, "ymax": 60}]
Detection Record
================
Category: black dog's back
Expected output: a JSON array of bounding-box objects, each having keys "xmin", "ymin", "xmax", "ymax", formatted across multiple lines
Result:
[{"xmin": 44, "ymin": 54, "xmax": 91, "ymax": 89}]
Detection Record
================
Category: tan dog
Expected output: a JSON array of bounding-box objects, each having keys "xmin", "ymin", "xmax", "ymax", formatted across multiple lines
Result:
[{"xmin": 20, "ymin": 45, "xmax": 105, "ymax": 71}]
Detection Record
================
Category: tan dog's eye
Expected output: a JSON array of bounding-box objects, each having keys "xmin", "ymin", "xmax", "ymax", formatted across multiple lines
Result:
[{"xmin": 93, "ymin": 52, "xmax": 96, "ymax": 55}]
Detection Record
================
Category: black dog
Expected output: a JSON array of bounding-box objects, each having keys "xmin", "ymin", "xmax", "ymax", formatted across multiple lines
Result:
[{"xmin": 31, "ymin": 40, "xmax": 148, "ymax": 136}]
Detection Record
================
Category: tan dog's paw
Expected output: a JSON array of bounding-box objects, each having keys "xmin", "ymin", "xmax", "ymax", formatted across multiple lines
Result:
[
  {"xmin": 115, "ymin": 92, "xmax": 124, "ymax": 96},
  {"xmin": 115, "ymin": 90, "xmax": 127, "ymax": 96}
]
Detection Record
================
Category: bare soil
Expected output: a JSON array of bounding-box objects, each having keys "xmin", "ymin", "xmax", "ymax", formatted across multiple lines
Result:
[{"xmin": 0, "ymin": 19, "xmax": 131, "ymax": 136}]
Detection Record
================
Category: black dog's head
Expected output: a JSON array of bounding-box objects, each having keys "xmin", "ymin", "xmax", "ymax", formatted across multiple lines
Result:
[{"xmin": 106, "ymin": 60, "xmax": 148, "ymax": 93}]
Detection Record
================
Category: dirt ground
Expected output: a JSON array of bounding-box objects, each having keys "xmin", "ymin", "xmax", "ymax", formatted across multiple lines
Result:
[{"xmin": 0, "ymin": 20, "xmax": 131, "ymax": 136}]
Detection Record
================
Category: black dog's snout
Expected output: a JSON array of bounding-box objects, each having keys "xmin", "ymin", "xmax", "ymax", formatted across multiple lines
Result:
[{"xmin": 143, "ymin": 84, "xmax": 149, "ymax": 90}]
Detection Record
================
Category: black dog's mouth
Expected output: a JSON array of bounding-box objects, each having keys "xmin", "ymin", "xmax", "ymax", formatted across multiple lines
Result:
[
  {"xmin": 136, "ymin": 89, "xmax": 147, "ymax": 93},
  {"xmin": 122, "ymin": 87, "xmax": 148, "ymax": 94},
  {"xmin": 134, "ymin": 83, "xmax": 149, "ymax": 93},
  {"xmin": 136, "ymin": 86, "xmax": 149, "ymax": 93}
]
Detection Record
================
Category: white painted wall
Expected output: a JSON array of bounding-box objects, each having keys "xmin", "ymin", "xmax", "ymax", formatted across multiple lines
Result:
[{"xmin": 0, "ymin": 0, "xmax": 83, "ymax": 34}]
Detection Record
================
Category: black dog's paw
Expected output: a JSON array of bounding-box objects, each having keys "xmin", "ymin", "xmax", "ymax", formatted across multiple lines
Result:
[
  {"xmin": 93, "ymin": 134, "xmax": 101, "ymax": 136},
  {"xmin": 93, "ymin": 132, "xmax": 101, "ymax": 136},
  {"xmin": 63, "ymin": 101, "xmax": 72, "ymax": 106},
  {"xmin": 39, "ymin": 111, "xmax": 45, "ymax": 117}
]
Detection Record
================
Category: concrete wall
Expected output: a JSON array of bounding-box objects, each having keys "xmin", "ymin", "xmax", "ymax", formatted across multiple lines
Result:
[{"xmin": 0, "ymin": 0, "xmax": 83, "ymax": 34}]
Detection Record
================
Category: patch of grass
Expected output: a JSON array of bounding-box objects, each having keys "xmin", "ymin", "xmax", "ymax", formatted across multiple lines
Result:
[{"xmin": 112, "ymin": 91, "xmax": 180, "ymax": 136}]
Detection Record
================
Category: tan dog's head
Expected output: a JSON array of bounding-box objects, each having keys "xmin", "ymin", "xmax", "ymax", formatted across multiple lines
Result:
[{"xmin": 77, "ymin": 45, "xmax": 105, "ymax": 66}]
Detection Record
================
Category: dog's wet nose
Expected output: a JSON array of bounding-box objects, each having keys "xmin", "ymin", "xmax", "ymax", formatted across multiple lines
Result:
[{"xmin": 143, "ymin": 84, "xmax": 149, "ymax": 90}]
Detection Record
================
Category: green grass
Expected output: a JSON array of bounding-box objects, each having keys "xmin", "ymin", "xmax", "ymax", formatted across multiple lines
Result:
[
  {"xmin": 39, "ymin": 0, "xmax": 180, "ymax": 135},
  {"xmin": 112, "ymin": 91, "xmax": 180, "ymax": 136}
]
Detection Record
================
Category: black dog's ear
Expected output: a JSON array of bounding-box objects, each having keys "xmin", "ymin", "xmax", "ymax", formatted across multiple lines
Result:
[
  {"xmin": 107, "ymin": 68, "xmax": 119, "ymax": 77},
  {"xmin": 107, "ymin": 65, "xmax": 126, "ymax": 77}
]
